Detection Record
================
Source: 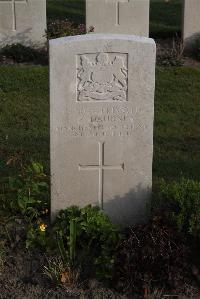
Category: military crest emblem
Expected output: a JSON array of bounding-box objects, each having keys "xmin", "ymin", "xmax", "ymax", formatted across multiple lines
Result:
[{"xmin": 77, "ymin": 52, "xmax": 128, "ymax": 101}]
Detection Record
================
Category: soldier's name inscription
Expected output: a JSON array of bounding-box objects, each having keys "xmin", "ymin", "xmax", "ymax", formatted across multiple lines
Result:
[{"xmin": 55, "ymin": 104, "xmax": 149, "ymax": 138}]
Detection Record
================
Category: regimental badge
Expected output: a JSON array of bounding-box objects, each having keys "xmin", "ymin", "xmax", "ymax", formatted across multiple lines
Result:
[{"xmin": 77, "ymin": 52, "xmax": 128, "ymax": 101}]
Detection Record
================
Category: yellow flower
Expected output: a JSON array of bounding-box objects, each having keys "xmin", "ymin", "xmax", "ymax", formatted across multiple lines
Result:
[{"xmin": 39, "ymin": 223, "xmax": 47, "ymax": 232}]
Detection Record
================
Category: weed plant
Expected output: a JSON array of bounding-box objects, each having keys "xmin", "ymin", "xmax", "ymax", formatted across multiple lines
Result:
[
  {"xmin": 157, "ymin": 36, "xmax": 184, "ymax": 66},
  {"xmin": 152, "ymin": 178, "xmax": 200, "ymax": 239},
  {"xmin": 0, "ymin": 161, "xmax": 49, "ymax": 223},
  {"xmin": 52, "ymin": 205, "xmax": 121, "ymax": 281},
  {"xmin": 46, "ymin": 19, "xmax": 86, "ymax": 40}
]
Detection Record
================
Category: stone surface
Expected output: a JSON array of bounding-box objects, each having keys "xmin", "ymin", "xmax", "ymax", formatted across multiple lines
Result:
[
  {"xmin": 0, "ymin": 0, "xmax": 46, "ymax": 48},
  {"xmin": 86, "ymin": 0, "xmax": 149, "ymax": 36},
  {"xmin": 183, "ymin": 0, "xmax": 200, "ymax": 48},
  {"xmin": 50, "ymin": 34, "xmax": 156, "ymax": 225}
]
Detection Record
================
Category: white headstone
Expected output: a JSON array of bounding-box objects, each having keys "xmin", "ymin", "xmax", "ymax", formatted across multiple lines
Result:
[
  {"xmin": 86, "ymin": 0, "xmax": 149, "ymax": 36},
  {"xmin": 50, "ymin": 34, "xmax": 156, "ymax": 226},
  {"xmin": 0, "ymin": 0, "xmax": 46, "ymax": 48},
  {"xmin": 183, "ymin": 0, "xmax": 200, "ymax": 48}
]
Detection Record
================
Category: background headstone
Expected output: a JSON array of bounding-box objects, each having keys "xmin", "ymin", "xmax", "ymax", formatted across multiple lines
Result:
[
  {"xmin": 86, "ymin": 0, "xmax": 149, "ymax": 36},
  {"xmin": 182, "ymin": 0, "xmax": 200, "ymax": 48},
  {"xmin": 0, "ymin": 0, "xmax": 46, "ymax": 48},
  {"xmin": 50, "ymin": 34, "xmax": 156, "ymax": 226}
]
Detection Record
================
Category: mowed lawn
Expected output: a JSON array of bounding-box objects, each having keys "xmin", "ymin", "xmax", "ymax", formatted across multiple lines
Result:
[
  {"xmin": 0, "ymin": 66, "xmax": 199, "ymax": 181},
  {"xmin": 0, "ymin": 67, "xmax": 49, "ymax": 174},
  {"xmin": 47, "ymin": 0, "xmax": 85, "ymax": 24},
  {"xmin": 47, "ymin": 0, "xmax": 182, "ymax": 37}
]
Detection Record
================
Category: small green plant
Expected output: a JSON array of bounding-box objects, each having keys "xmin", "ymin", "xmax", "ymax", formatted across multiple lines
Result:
[
  {"xmin": 56, "ymin": 218, "xmax": 77, "ymax": 268},
  {"xmin": 43, "ymin": 256, "xmax": 64, "ymax": 285},
  {"xmin": 42, "ymin": 219, "xmax": 80, "ymax": 286},
  {"xmin": 152, "ymin": 178, "xmax": 200, "ymax": 238},
  {"xmin": 0, "ymin": 161, "xmax": 49, "ymax": 222},
  {"xmin": 26, "ymin": 222, "xmax": 48, "ymax": 250},
  {"xmin": 43, "ymin": 255, "xmax": 80, "ymax": 286},
  {"xmin": 0, "ymin": 43, "xmax": 47, "ymax": 64},
  {"xmin": 53, "ymin": 205, "xmax": 121, "ymax": 280},
  {"xmin": 26, "ymin": 205, "xmax": 121, "ymax": 281}
]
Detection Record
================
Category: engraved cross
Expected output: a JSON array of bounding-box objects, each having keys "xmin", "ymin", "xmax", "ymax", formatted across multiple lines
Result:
[
  {"xmin": 79, "ymin": 142, "xmax": 124, "ymax": 209},
  {"xmin": 0, "ymin": 0, "xmax": 28, "ymax": 31},
  {"xmin": 106, "ymin": 0, "xmax": 130, "ymax": 26}
]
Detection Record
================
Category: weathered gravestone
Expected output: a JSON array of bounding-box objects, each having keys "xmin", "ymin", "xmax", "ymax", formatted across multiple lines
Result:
[
  {"xmin": 0, "ymin": 0, "xmax": 46, "ymax": 48},
  {"xmin": 86, "ymin": 0, "xmax": 149, "ymax": 36},
  {"xmin": 50, "ymin": 34, "xmax": 156, "ymax": 225},
  {"xmin": 183, "ymin": 0, "xmax": 200, "ymax": 48}
]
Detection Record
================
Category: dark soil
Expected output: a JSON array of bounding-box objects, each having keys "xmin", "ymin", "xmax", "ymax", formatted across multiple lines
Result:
[
  {"xmin": 113, "ymin": 218, "xmax": 200, "ymax": 298},
  {"xmin": 0, "ymin": 218, "xmax": 200, "ymax": 299},
  {"xmin": 0, "ymin": 245, "xmax": 125, "ymax": 299}
]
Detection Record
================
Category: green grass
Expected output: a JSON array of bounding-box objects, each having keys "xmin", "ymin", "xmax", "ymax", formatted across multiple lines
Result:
[
  {"xmin": 0, "ymin": 66, "xmax": 199, "ymax": 181},
  {"xmin": 47, "ymin": 0, "xmax": 85, "ymax": 24},
  {"xmin": 150, "ymin": 0, "xmax": 182, "ymax": 38},
  {"xmin": 0, "ymin": 66, "xmax": 49, "ymax": 173},
  {"xmin": 154, "ymin": 67, "xmax": 200, "ymax": 180},
  {"xmin": 46, "ymin": 0, "xmax": 182, "ymax": 38}
]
